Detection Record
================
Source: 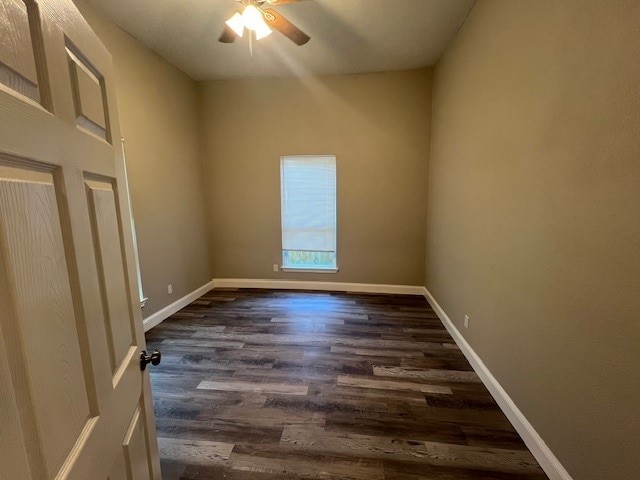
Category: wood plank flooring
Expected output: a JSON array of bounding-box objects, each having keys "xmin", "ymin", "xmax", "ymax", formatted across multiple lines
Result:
[{"xmin": 145, "ymin": 289, "xmax": 548, "ymax": 480}]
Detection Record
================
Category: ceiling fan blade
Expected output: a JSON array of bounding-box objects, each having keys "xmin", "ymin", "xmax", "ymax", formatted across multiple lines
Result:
[
  {"xmin": 219, "ymin": 26, "xmax": 237, "ymax": 43},
  {"xmin": 261, "ymin": 8, "xmax": 310, "ymax": 46}
]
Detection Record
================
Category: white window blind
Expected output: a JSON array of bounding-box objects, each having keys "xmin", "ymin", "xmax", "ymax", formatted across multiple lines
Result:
[{"xmin": 280, "ymin": 155, "xmax": 337, "ymax": 270}]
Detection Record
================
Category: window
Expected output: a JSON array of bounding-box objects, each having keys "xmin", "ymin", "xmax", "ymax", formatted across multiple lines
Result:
[{"xmin": 280, "ymin": 155, "xmax": 337, "ymax": 272}]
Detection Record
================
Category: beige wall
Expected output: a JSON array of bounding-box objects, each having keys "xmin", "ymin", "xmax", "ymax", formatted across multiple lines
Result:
[
  {"xmin": 75, "ymin": 0, "xmax": 212, "ymax": 317},
  {"xmin": 199, "ymin": 70, "xmax": 432, "ymax": 285},
  {"xmin": 426, "ymin": 1, "xmax": 640, "ymax": 478}
]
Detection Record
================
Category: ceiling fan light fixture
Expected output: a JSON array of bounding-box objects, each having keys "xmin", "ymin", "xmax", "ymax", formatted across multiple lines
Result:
[
  {"xmin": 253, "ymin": 20, "xmax": 273, "ymax": 40},
  {"xmin": 225, "ymin": 12, "xmax": 245, "ymax": 37},
  {"xmin": 218, "ymin": 1, "xmax": 309, "ymax": 46},
  {"xmin": 241, "ymin": 5, "xmax": 266, "ymax": 31}
]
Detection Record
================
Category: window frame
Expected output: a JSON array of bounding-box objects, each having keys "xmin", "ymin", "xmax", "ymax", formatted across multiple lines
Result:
[
  {"xmin": 121, "ymin": 137, "xmax": 148, "ymax": 307},
  {"xmin": 279, "ymin": 154, "xmax": 339, "ymax": 274}
]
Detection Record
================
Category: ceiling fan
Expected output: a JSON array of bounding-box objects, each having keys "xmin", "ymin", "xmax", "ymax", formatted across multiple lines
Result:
[{"xmin": 219, "ymin": 0, "xmax": 311, "ymax": 46}]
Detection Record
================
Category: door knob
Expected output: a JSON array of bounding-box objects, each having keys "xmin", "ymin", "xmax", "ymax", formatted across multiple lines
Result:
[{"xmin": 140, "ymin": 350, "xmax": 161, "ymax": 370}]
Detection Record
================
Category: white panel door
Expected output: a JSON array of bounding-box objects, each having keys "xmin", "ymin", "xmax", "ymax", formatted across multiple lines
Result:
[{"xmin": 0, "ymin": 1, "xmax": 161, "ymax": 478}]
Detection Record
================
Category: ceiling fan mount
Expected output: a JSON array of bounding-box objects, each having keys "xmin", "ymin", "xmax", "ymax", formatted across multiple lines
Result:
[{"xmin": 219, "ymin": 0, "xmax": 311, "ymax": 46}]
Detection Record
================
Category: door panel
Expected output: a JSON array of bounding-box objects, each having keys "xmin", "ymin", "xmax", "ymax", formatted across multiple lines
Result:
[
  {"xmin": 109, "ymin": 450, "xmax": 128, "ymax": 480},
  {"xmin": 0, "ymin": 0, "xmax": 39, "ymax": 101},
  {"xmin": 0, "ymin": 1, "xmax": 161, "ymax": 479},
  {"xmin": 123, "ymin": 405, "xmax": 153, "ymax": 480},
  {"xmin": 0, "ymin": 314, "xmax": 33, "ymax": 480},
  {"xmin": 66, "ymin": 43, "xmax": 109, "ymax": 140},
  {"xmin": 0, "ymin": 165, "xmax": 95, "ymax": 477},
  {"xmin": 85, "ymin": 178, "xmax": 134, "ymax": 375},
  {"xmin": 108, "ymin": 402, "xmax": 154, "ymax": 480}
]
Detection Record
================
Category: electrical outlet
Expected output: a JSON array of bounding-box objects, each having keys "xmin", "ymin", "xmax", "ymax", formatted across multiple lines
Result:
[
  {"xmin": 167, "ymin": 284, "xmax": 173, "ymax": 295},
  {"xmin": 464, "ymin": 314, "xmax": 470, "ymax": 329},
  {"xmin": 273, "ymin": 264, "xmax": 279, "ymax": 272}
]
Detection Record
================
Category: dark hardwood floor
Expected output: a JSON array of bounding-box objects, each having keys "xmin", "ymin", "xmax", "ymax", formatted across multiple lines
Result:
[{"xmin": 145, "ymin": 289, "xmax": 548, "ymax": 480}]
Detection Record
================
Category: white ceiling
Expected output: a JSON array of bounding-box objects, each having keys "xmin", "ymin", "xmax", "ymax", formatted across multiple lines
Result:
[{"xmin": 85, "ymin": 0, "xmax": 476, "ymax": 81}]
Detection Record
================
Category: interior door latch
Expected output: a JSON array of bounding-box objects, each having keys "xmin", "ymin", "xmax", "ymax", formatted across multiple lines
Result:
[{"xmin": 140, "ymin": 350, "xmax": 161, "ymax": 371}]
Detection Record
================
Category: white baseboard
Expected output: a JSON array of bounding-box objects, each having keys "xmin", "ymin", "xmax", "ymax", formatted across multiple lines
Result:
[
  {"xmin": 143, "ymin": 280, "xmax": 215, "ymax": 332},
  {"xmin": 422, "ymin": 287, "xmax": 572, "ymax": 480},
  {"xmin": 212, "ymin": 278, "xmax": 425, "ymax": 296}
]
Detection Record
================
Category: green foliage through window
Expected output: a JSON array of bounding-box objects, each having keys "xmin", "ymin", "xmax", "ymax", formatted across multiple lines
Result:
[{"xmin": 283, "ymin": 250, "xmax": 336, "ymax": 269}]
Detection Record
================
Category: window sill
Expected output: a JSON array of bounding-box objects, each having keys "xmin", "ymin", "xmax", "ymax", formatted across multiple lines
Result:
[{"xmin": 281, "ymin": 267, "xmax": 339, "ymax": 274}]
